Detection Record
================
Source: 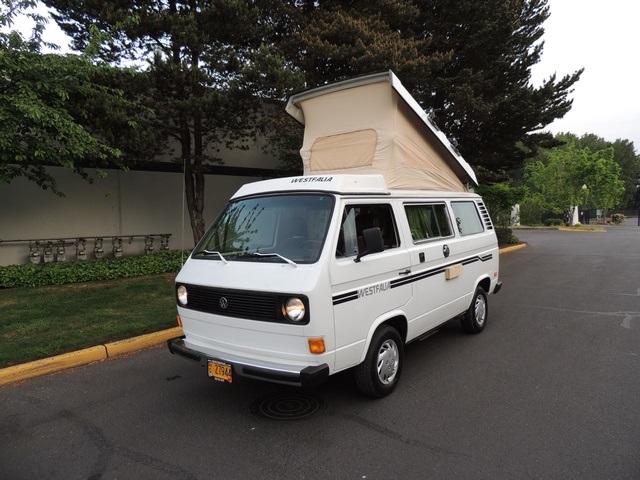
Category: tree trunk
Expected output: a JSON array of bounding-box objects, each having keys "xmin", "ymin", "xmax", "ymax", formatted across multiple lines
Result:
[
  {"xmin": 192, "ymin": 103, "xmax": 206, "ymax": 244},
  {"xmin": 175, "ymin": 14, "xmax": 207, "ymax": 246},
  {"xmin": 184, "ymin": 162, "xmax": 206, "ymax": 245}
]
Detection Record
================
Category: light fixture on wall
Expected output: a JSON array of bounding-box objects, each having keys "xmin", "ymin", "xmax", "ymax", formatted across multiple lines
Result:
[
  {"xmin": 76, "ymin": 238, "xmax": 87, "ymax": 260},
  {"xmin": 145, "ymin": 235, "xmax": 154, "ymax": 254},
  {"xmin": 43, "ymin": 242, "xmax": 54, "ymax": 263},
  {"xmin": 112, "ymin": 237, "xmax": 123, "ymax": 257},
  {"xmin": 94, "ymin": 238, "xmax": 104, "ymax": 259},
  {"xmin": 161, "ymin": 234, "xmax": 170, "ymax": 250},
  {"xmin": 56, "ymin": 242, "xmax": 67, "ymax": 262},
  {"xmin": 29, "ymin": 242, "xmax": 41, "ymax": 264}
]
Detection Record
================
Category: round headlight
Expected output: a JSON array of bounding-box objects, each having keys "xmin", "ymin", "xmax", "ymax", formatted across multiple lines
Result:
[
  {"xmin": 177, "ymin": 285, "xmax": 188, "ymax": 305},
  {"xmin": 284, "ymin": 297, "xmax": 305, "ymax": 322}
]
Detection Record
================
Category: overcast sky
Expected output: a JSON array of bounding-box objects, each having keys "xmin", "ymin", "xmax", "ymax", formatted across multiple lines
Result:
[
  {"xmin": 14, "ymin": 1, "xmax": 640, "ymax": 152},
  {"xmin": 531, "ymin": 0, "xmax": 640, "ymax": 149}
]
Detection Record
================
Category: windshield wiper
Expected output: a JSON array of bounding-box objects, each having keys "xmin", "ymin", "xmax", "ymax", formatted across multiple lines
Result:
[
  {"xmin": 200, "ymin": 250, "xmax": 228, "ymax": 264},
  {"xmin": 238, "ymin": 252, "xmax": 297, "ymax": 267}
]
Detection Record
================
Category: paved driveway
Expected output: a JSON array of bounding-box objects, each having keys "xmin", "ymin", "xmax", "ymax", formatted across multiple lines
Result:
[{"xmin": 1, "ymin": 227, "xmax": 639, "ymax": 479}]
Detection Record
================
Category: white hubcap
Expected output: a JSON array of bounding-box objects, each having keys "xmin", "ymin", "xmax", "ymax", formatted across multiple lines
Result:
[
  {"xmin": 376, "ymin": 339, "xmax": 399, "ymax": 385},
  {"xmin": 475, "ymin": 295, "xmax": 486, "ymax": 326}
]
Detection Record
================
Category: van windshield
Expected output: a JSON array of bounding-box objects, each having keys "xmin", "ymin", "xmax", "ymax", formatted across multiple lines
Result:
[{"xmin": 193, "ymin": 194, "xmax": 335, "ymax": 264}]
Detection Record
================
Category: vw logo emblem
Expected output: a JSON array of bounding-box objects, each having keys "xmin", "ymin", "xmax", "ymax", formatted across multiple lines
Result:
[{"xmin": 219, "ymin": 297, "xmax": 228, "ymax": 309}]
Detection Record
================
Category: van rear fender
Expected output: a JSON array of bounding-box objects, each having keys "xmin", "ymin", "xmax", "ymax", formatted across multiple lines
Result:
[
  {"xmin": 478, "ymin": 276, "xmax": 491, "ymax": 295},
  {"xmin": 359, "ymin": 313, "xmax": 408, "ymax": 364}
]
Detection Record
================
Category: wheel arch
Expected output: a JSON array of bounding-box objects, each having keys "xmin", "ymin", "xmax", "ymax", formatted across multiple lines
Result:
[
  {"xmin": 477, "ymin": 275, "xmax": 491, "ymax": 296},
  {"xmin": 358, "ymin": 312, "xmax": 408, "ymax": 364}
]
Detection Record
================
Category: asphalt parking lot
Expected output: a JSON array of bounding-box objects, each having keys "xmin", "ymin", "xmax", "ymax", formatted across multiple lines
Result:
[{"xmin": 1, "ymin": 226, "xmax": 639, "ymax": 479}]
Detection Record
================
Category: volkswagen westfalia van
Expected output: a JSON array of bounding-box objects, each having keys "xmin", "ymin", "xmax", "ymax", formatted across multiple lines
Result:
[{"xmin": 168, "ymin": 174, "xmax": 501, "ymax": 397}]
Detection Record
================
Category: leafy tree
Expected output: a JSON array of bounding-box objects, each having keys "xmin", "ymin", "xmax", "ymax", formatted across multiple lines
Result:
[
  {"xmin": 45, "ymin": 0, "xmax": 303, "ymax": 242},
  {"xmin": 555, "ymin": 133, "xmax": 639, "ymax": 208},
  {"xmin": 0, "ymin": 0, "xmax": 135, "ymax": 194},
  {"xmin": 524, "ymin": 141, "xmax": 624, "ymax": 223}
]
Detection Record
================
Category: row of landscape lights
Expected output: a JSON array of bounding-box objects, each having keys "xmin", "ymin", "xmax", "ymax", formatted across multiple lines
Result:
[{"xmin": 27, "ymin": 235, "xmax": 171, "ymax": 264}]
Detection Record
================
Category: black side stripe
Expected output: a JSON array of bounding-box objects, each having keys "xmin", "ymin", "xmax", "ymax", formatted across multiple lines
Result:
[
  {"xmin": 333, "ymin": 291, "xmax": 359, "ymax": 306},
  {"xmin": 332, "ymin": 253, "xmax": 493, "ymax": 306}
]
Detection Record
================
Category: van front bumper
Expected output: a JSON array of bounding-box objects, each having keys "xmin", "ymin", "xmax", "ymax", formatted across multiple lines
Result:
[{"xmin": 167, "ymin": 336, "xmax": 330, "ymax": 388}]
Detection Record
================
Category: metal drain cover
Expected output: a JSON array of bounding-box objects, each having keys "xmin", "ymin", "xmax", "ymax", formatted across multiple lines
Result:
[{"xmin": 251, "ymin": 392, "xmax": 327, "ymax": 421}]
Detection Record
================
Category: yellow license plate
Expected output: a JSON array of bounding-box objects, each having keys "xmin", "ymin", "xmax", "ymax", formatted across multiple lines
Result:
[{"xmin": 207, "ymin": 360, "xmax": 232, "ymax": 383}]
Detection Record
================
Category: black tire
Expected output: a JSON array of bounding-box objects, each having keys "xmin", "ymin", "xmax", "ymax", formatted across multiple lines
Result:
[
  {"xmin": 460, "ymin": 286, "xmax": 488, "ymax": 334},
  {"xmin": 355, "ymin": 325, "xmax": 403, "ymax": 398}
]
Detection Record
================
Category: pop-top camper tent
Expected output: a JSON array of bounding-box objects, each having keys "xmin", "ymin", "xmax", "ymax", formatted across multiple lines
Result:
[{"xmin": 285, "ymin": 71, "xmax": 478, "ymax": 192}]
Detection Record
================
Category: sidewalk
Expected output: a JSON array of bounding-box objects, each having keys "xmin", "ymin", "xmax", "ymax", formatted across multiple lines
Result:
[{"xmin": 1, "ymin": 244, "xmax": 527, "ymax": 388}]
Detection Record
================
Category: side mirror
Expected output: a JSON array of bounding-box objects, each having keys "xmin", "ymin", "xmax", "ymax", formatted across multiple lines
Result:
[{"xmin": 355, "ymin": 227, "xmax": 384, "ymax": 263}]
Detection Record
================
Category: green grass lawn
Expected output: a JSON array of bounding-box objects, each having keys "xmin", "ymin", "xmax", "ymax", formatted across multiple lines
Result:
[{"xmin": 0, "ymin": 274, "xmax": 178, "ymax": 368}]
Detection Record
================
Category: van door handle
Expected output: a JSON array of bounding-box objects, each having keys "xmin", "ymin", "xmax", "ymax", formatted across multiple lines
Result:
[{"xmin": 399, "ymin": 269, "xmax": 411, "ymax": 275}]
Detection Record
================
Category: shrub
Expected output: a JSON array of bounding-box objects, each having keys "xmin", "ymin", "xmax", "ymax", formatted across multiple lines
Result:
[
  {"xmin": 495, "ymin": 227, "xmax": 520, "ymax": 246},
  {"xmin": 0, "ymin": 250, "xmax": 191, "ymax": 289},
  {"xmin": 476, "ymin": 182, "xmax": 527, "ymax": 227},
  {"xmin": 573, "ymin": 222, "xmax": 582, "ymax": 227},
  {"xmin": 611, "ymin": 213, "xmax": 625, "ymax": 225},
  {"xmin": 544, "ymin": 218, "xmax": 564, "ymax": 227},
  {"xmin": 519, "ymin": 194, "xmax": 547, "ymax": 226}
]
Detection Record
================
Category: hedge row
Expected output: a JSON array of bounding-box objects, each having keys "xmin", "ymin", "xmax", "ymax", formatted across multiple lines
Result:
[{"xmin": 0, "ymin": 250, "xmax": 191, "ymax": 289}]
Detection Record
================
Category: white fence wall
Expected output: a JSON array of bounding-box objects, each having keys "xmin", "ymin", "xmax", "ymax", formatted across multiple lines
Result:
[{"xmin": 1, "ymin": 166, "xmax": 266, "ymax": 266}]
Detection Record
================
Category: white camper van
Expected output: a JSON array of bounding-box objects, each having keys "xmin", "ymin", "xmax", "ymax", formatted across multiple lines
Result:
[{"xmin": 168, "ymin": 72, "xmax": 502, "ymax": 397}]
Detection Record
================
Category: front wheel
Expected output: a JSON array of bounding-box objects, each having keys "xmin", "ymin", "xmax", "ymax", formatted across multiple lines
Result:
[
  {"xmin": 460, "ymin": 286, "xmax": 488, "ymax": 334},
  {"xmin": 355, "ymin": 325, "xmax": 403, "ymax": 398}
]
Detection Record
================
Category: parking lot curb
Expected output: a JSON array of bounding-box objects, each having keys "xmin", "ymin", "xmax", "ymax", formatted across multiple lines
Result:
[
  {"xmin": 0, "ymin": 327, "xmax": 183, "ymax": 387},
  {"xmin": 499, "ymin": 243, "xmax": 527, "ymax": 254},
  {"xmin": 104, "ymin": 326, "xmax": 183, "ymax": 358}
]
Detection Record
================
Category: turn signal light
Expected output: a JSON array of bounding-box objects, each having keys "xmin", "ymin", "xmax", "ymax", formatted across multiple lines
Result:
[
  {"xmin": 308, "ymin": 337, "xmax": 326, "ymax": 354},
  {"xmin": 176, "ymin": 315, "xmax": 183, "ymax": 327}
]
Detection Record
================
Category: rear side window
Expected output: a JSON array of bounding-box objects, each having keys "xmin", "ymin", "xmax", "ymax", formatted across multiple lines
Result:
[
  {"xmin": 451, "ymin": 201, "xmax": 484, "ymax": 236},
  {"xmin": 336, "ymin": 204, "xmax": 399, "ymax": 258},
  {"xmin": 404, "ymin": 203, "xmax": 452, "ymax": 242}
]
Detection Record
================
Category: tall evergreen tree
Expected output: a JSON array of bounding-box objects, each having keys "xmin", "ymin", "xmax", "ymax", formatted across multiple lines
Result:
[
  {"xmin": 415, "ymin": 0, "xmax": 582, "ymax": 178},
  {"xmin": 278, "ymin": 0, "xmax": 448, "ymax": 87},
  {"xmin": 279, "ymin": 0, "xmax": 583, "ymax": 181},
  {"xmin": 45, "ymin": 0, "xmax": 302, "ymax": 242}
]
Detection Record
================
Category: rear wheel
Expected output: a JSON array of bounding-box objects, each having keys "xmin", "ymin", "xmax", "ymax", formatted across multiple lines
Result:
[
  {"xmin": 355, "ymin": 325, "xmax": 403, "ymax": 398},
  {"xmin": 460, "ymin": 286, "xmax": 488, "ymax": 334}
]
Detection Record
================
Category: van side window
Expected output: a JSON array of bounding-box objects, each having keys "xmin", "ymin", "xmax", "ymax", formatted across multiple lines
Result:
[
  {"xmin": 451, "ymin": 201, "xmax": 484, "ymax": 236},
  {"xmin": 336, "ymin": 204, "xmax": 399, "ymax": 257},
  {"xmin": 405, "ymin": 203, "xmax": 452, "ymax": 242}
]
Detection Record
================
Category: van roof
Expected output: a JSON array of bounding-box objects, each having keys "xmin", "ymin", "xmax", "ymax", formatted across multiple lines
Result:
[{"xmin": 232, "ymin": 174, "xmax": 479, "ymax": 199}]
